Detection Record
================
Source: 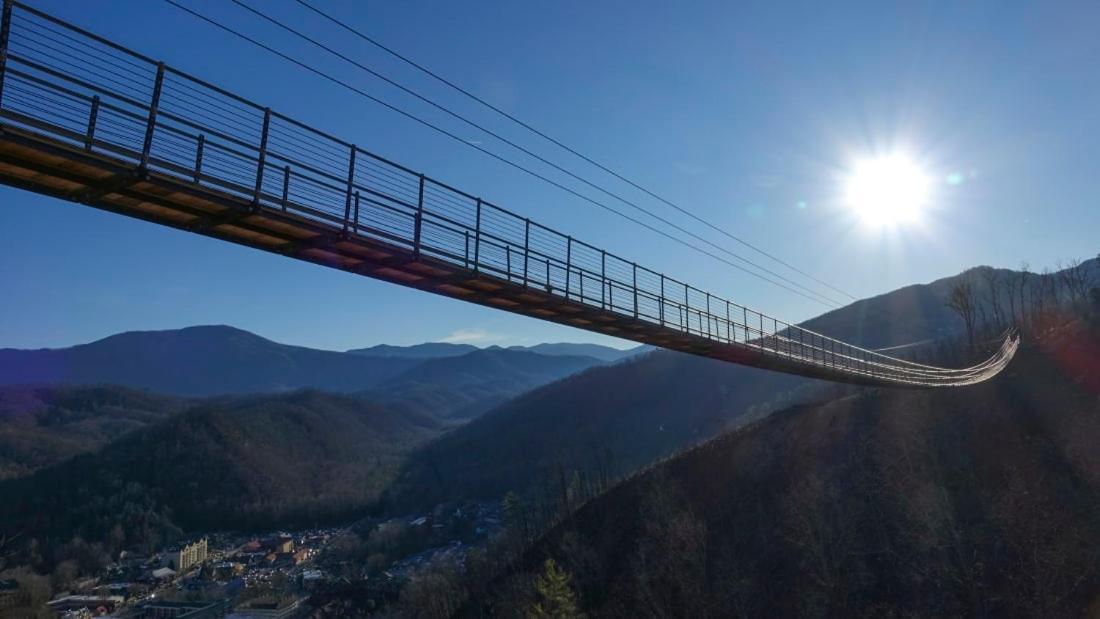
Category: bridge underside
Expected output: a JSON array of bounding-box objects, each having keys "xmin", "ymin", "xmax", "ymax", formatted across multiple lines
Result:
[{"xmin": 0, "ymin": 125, "xmax": 898, "ymax": 386}]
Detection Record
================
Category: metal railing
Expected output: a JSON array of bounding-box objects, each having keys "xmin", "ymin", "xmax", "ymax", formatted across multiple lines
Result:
[{"xmin": 0, "ymin": 0, "xmax": 1017, "ymax": 387}]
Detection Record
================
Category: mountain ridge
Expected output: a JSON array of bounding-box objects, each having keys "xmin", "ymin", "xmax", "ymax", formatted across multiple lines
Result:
[{"xmin": 0, "ymin": 325, "xmax": 619, "ymax": 399}]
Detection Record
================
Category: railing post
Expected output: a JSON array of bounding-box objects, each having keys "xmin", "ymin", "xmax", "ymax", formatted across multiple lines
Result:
[
  {"xmin": 140, "ymin": 62, "xmax": 165, "ymax": 171},
  {"xmin": 342, "ymin": 146, "xmax": 357, "ymax": 235},
  {"xmin": 506, "ymin": 246, "xmax": 512, "ymax": 282},
  {"xmin": 193, "ymin": 134, "xmax": 204, "ymax": 183},
  {"xmin": 473, "ymin": 197, "xmax": 482, "ymax": 272},
  {"xmin": 413, "ymin": 174, "xmax": 425, "ymax": 257},
  {"xmin": 659, "ymin": 275, "xmax": 665, "ymax": 326},
  {"xmin": 600, "ymin": 250, "xmax": 606, "ymax": 309},
  {"xmin": 523, "ymin": 219, "xmax": 530, "ymax": 288},
  {"xmin": 84, "ymin": 95, "xmax": 100, "ymax": 152},
  {"xmin": 684, "ymin": 286, "xmax": 690, "ymax": 330},
  {"xmin": 0, "ymin": 0, "xmax": 13, "ymax": 113},
  {"xmin": 565, "ymin": 236, "xmax": 572, "ymax": 300},
  {"xmin": 722, "ymin": 301, "xmax": 728, "ymax": 342},
  {"xmin": 252, "ymin": 108, "xmax": 271, "ymax": 207},
  {"xmin": 464, "ymin": 231, "xmax": 470, "ymax": 268},
  {"xmin": 280, "ymin": 165, "xmax": 290, "ymax": 211},
  {"xmin": 742, "ymin": 307, "xmax": 748, "ymax": 344},
  {"xmin": 353, "ymin": 191, "xmax": 361, "ymax": 234},
  {"xmin": 632, "ymin": 263, "xmax": 638, "ymax": 319},
  {"xmin": 706, "ymin": 293, "xmax": 712, "ymax": 338}
]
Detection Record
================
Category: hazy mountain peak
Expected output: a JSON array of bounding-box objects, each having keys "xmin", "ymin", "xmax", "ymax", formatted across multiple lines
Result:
[
  {"xmin": 0, "ymin": 325, "xmax": 422, "ymax": 396},
  {"xmin": 346, "ymin": 342, "xmax": 478, "ymax": 359}
]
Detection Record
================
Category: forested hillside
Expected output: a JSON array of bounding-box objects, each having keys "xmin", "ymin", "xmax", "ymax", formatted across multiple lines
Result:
[
  {"xmin": 479, "ymin": 319, "xmax": 1100, "ymax": 617},
  {"xmin": 0, "ymin": 385, "xmax": 189, "ymax": 478},
  {"xmin": 0, "ymin": 390, "xmax": 441, "ymax": 567},
  {"xmin": 385, "ymin": 350, "xmax": 809, "ymax": 512},
  {"xmin": 363, "ymin": 349, "xmax": 606, "ymax": 421}
]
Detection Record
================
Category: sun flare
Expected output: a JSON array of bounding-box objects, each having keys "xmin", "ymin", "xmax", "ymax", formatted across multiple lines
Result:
[{"xmin": 843, "ymin": 154, "xmax": 932, "ymax": 227}]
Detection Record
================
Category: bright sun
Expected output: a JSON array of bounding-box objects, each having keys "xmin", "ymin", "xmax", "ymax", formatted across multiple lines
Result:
[{"xmin": 843, "ymin": 154, "xmax": 932, "ymax": 227}]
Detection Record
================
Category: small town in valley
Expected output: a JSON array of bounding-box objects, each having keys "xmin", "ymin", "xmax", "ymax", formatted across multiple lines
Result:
[{"xmin": 0, "ymin": 500, "xmax": 504, "ymax": 618}]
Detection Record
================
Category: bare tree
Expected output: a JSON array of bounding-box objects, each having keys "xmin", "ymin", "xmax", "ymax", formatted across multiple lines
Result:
[
  {"xmin": 1016, "ymin": 262, "xmax": 1032, "ymax": 327},
  {"xmin": 631, "ymin": 473, "xmax": 709, "ymax": 618},
  {"xmin": 399, "ymin": 561, "xmax": 467, "ymax": 619},
  {"xmin": 946, "ymin": 277, "xmax": 979, "ymax": 352},
  {"xmin": 1058, "ymin": 258, "xmax": 1090, "ymax": 309},
  {"xmin": 1032, "ymin": 268, "xmax": 1055, "ymax": 320},
  {"xmin": 1090, "ymin": 287, "xmax": 1100, "ymax": 325},
  {"xmin": 979, "ymin": 268, "xmax": 1005, "ymax": 330},
  {"xmin": 1006, "ymin": 274, "xmax": 1018, "ymax": 326}
]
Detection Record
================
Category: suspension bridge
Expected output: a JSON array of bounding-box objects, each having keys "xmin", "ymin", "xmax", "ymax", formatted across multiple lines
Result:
[{"xmin": 0, "ymin": 1, "xmax": 1017, "ymax": 387}]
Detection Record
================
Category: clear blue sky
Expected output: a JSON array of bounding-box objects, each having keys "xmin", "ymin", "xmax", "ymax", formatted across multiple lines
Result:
[{"xmin": 2, "ymin": 0, "xmax": 1097, "ymax": 351}]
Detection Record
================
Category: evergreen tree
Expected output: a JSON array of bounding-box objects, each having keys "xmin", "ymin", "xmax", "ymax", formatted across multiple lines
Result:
[{"xmin": 529, "ymin": 558, "xmax": 583, "ymax": 619}]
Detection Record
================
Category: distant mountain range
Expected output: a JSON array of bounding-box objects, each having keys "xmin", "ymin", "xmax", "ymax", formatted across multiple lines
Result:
[
  {"xmin": 0, "ymin": 325, "xmax": 629, "ymax": 398},
  {"xmin": 348, "ymin": 341, "xmax": 646, "ymax": 363},
  {"xmin": 0, "ymin": 326, "xmax": 422, "ymax": 396},
  {"xmin": 346, "ymin": 342, "xmax": 479, "ymax": 359},
  {"xmin": 0, "ymin": 327, "xmax": 629, "ymax": 486},
  {"xmin": 494, "ymin": 343, "xmax": 649, "ymax": 363}
]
